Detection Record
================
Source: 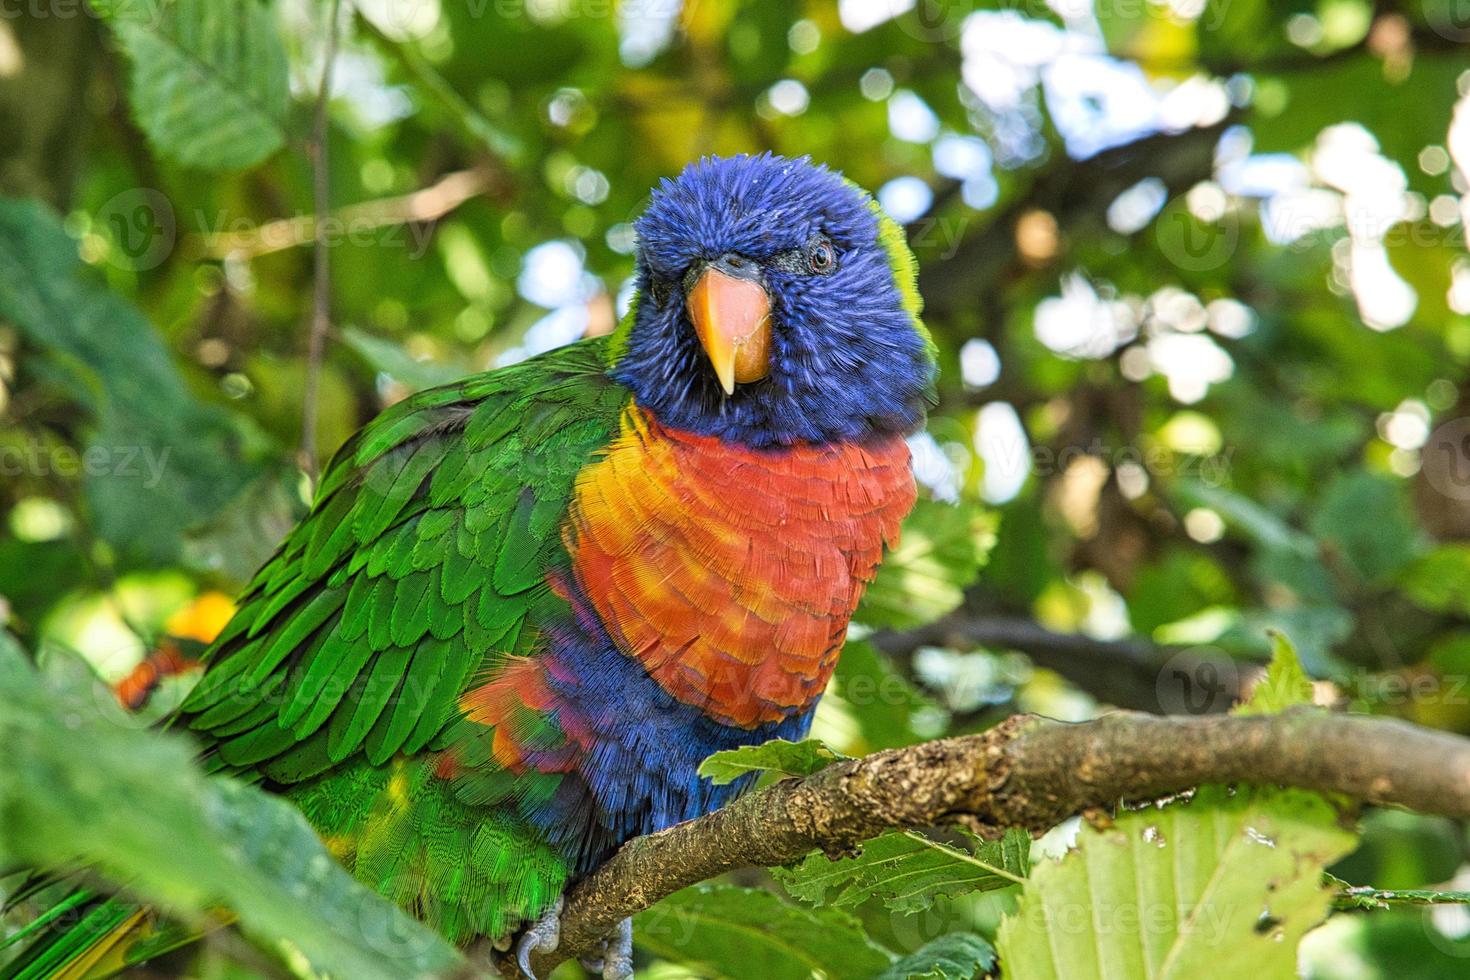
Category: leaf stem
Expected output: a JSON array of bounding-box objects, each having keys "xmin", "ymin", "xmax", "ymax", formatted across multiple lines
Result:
[{"xmin": 901, "ymin": 831, "xmax": 1028, "ymax": 886}]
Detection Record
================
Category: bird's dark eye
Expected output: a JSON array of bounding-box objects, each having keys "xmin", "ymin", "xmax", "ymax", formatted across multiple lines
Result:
[{"xmin": 807, "ymin": 237, "xmax": 836, "ymax": 274}]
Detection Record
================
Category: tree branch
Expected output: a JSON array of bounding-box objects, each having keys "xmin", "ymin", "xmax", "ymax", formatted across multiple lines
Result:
[
  {"xmin": 192, "ymin": 166, "xmax": 499, "ymax": 261},
  {"xmin": 513, "ymin": 709, "xmax": 1470, "ymax": 976},
  {"xmin": 870, "ymin": 612, "xmax": 1250, "ymax": 713},
  {"xmin": 918, "ymin": 115, "xmax": 1236, "ymax": 321}
]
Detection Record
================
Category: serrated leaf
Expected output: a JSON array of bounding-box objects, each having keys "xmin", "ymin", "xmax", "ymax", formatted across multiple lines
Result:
[
  {"xmin": 1236, "ymin": 630, "xmax": 1314, "ymax": 715},
  {"xmin": 996, "ymin": 786, "xmax": 1359, "ymax": 979},
  {"xmin": 633, "ymin": 884, "xmax": 894, "ymax": 980},
  {"xmin": 775, "ymin": 828, "xmax": 1030, "ymax": 912},
  {"xmin": 99, "ymin": 0, "xmax": 289, "ymax": 170},
  {"xmin": 0, "ymin": 639, "xmax": 463, "ymax": 979},
  {"xmin": 878, "ymin": 933, "xmax": 996, "ymax": 980},
  {"xmin": 698, "ymin": 738, "xmax": 847, "ymax": 786}
]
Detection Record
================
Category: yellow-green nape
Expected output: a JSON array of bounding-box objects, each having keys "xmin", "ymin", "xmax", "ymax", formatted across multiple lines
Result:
[
  {"xmin": 604, "ymin": 290, "xmax": 639, "ymax": 367},
  {"xmin": 863, "ymin": 192, "xmax": 935, "ymax": 354}
]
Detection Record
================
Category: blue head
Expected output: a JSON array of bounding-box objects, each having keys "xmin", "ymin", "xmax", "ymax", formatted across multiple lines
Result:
[{"xmin": 609, "ymin": 153, "xmax": 936, "ymax": 448}]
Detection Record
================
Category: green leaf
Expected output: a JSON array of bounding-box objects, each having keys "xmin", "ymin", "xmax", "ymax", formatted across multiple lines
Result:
[
  {"xmin": 774, "ymin": 828, "xmax": 1031, "ymax": 912},
  {"xmin": 1218, "ymin": 606, "xmax": 1352, "ymax": 677},
  {"xmin": 0, "ymin": 198, "xmax": 249, "ymax": 564},
  {"xmin": 98, "ymin": 0, "xmax": 289, "ymax": 170},
  {"xmin": 0, "ymin": 638, "xmax": 464, "ymax": 979},
  {"xmin": 633, "ymin": 884, "xmax": 894, "ymax": 980},
  {"xmin": 1307, "ymin": 472, "xmax": 1423, "ymax": 586},
  {"xmin": 698, "ymin": 738, "xmax": 847, "ymax": 786},
  {"xmin": 1176, "ymin": 481, "xmax": 1316, "ymax": 557},
  {"xmin": 1399, "ymin": 545, "xmax": 1470, "ymax": 618},
  {"xmin": 834, "ymin": 639, "xmax": 942, "ymax": 751},
  {"xmin": 341, "ymin": 326, "xmax": 465, "ymax": 393},
  {"xmin": 877, "ymin": 933, "xmax": 996, "ymax": 980},
  {"xmin": 1235, "ymin": 630, "xmax": 1314, "ymax": 715},
  {"xmin": 859, "ymin": 499, "xmax": 997, "ymax": 629},
  {"xmin": 995, "ymin": 786, "xmax": 1359, "ymax": 979}
]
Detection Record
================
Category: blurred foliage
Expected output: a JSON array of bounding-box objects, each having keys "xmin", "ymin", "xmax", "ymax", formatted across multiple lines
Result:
[
  {"xmin": 3, "ymin": 0, "xmax": 1470, "ymax": 975},
  {"xmin": 0, "ymin": 637, "xmax": 465, "ymax": 979}
]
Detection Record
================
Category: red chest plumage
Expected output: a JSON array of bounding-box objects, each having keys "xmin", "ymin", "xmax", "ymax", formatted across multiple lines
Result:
[{"xmin": 564, "ymin": 405, "xmax": 916, "ymax": 727}]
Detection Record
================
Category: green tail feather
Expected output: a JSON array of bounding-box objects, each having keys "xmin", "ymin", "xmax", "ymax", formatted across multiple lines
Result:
[
  {"xmin": 1, "ymin": 890, "xmax": 204, "ymax": 980},
  {"xmin": 1, "ymin": 892, "xmax": 134, "ymax": 980}
]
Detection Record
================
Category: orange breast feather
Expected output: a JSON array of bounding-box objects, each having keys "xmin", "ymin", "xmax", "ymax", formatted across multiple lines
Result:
[{"xmin": 564, "ymin": 406, "xmax": 915, "ymax": 727}]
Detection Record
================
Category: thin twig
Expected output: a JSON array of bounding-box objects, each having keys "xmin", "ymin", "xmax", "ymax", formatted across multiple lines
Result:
[
  {"xmin": 299, "ymin": 0, "xmax": 345, "ymax": 486},
  {"xmin": 515, "ymin": 709, "xmax": 1470, "ymax": 976},
  {"xmin": 193, "ymin": 167, "xmax": 495, "ymax": 260}
]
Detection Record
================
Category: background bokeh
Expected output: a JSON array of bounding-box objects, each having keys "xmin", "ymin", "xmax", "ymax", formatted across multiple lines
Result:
[{"xmin": 5, "ymin": 0, "xmax": 1470, "ymax": 976}]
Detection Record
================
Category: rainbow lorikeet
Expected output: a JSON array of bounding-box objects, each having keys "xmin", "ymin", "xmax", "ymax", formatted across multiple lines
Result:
[{"xmin": 6, "ymin": 153, "xmax": 935, "ymax": 979}]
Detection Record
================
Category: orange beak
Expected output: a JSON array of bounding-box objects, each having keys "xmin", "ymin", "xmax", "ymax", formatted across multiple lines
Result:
[{"xmin": 686, "ymin": 267, "xmax": 771, "ymax": 395}]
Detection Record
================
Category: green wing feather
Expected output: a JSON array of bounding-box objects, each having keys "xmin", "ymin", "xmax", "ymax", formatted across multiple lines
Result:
[
  {"xmin": 0, "ymin": 341, "xmax": 627, "ymax": 976},
  {"xmin": 178, "ymin": 338, "xmax": 627, "ymax": 783}
]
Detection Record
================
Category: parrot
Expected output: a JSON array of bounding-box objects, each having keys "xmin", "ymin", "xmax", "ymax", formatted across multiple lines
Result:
[{"xmin": 1, "ymin": 152, "xmax": 936, "ymax": 979}]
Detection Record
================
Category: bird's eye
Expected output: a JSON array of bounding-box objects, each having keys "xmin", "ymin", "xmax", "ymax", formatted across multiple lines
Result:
[{"xmin": 807, "ymin": 237, "xmax": 836, "ymax": 274}]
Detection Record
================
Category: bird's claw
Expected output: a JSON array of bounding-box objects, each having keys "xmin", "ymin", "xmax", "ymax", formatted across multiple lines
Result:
[
  {"xmin": 578, "ymin": 918, "xmax": 633, "ymax": 980},
  {"xmin": 514, "ymin": 900, "xmax": 630, "ymax": 980},
  {"xmin": 602, "ymin": 918, "xmax": 634, "ymax": 980},
  {"xmin": 513, "ymin": 897, "xmax": 563, "ymax": 980}
]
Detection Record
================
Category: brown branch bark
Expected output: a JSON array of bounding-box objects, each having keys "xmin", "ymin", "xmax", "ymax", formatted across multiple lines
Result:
[{"xmin": 510, "ymin": 709, "xmax": 1470, "ymax": 977}]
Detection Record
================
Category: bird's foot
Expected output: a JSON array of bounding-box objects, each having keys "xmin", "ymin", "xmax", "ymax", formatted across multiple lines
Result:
[
  {"xmin": 578, "ymin": 918, "xmax": 633, "ymax": 980},
  {"xmin": 513, "ymin": 897, "xmax": 563, "ymax": 980}
]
